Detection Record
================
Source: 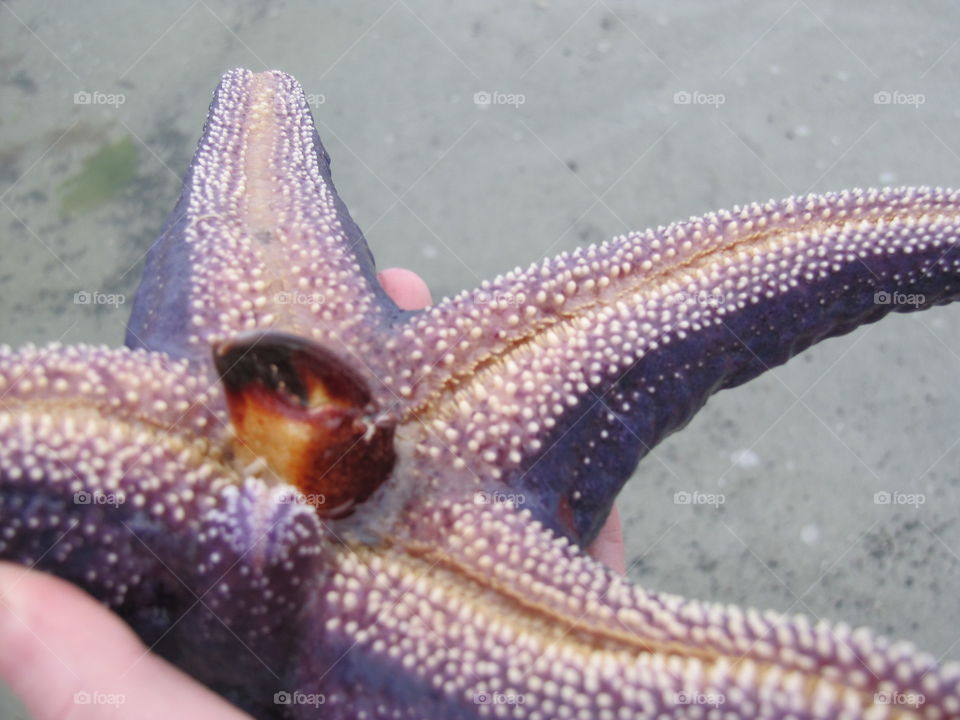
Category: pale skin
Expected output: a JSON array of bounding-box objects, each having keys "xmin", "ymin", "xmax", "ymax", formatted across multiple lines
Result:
[{"xmin": 0, "ymin": 268, "xmax": 625, "ymax": 720}]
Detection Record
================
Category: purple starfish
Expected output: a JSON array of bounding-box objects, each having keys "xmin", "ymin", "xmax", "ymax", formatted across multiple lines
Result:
[{"xmin": 2, "ymin": 68, "xmax": 960, "ymax": 718}]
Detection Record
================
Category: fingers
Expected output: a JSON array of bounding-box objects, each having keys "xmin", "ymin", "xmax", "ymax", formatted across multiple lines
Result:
[
  {"xmin": 0, "ymin": 563, "xmax": 250, "ymax": 720},
  {"xmin": 378, "ymin": 268, "xmax": 432, "ymax": 310},
  {"xmin": 586, "ymin": 505, "xmax": 626, "ymax": 574}
]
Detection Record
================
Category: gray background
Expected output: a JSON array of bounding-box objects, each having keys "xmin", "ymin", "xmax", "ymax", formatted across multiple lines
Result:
[{"xmin": 2, "ymin": 1, "xmax": 960, "ymax": 716}]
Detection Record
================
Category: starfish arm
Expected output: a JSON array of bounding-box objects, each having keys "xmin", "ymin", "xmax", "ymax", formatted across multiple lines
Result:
[
  {"xmin": 389, "ymin": 187, "xmax": 960, "ymax": 544},
  {"xmin": 125, "ymin": 69, "xmax": 396, "ymax": 367},
  {"xmin": 3, "ymin": 345, "xmax": 957, "ymax": 718},
  {"xmin": 297, "ymin": 498, "xmax": 960, "ymax": 719},
  {"xmin": 0, "ymin": 344, "xmax": 325, "ymax": 717}
]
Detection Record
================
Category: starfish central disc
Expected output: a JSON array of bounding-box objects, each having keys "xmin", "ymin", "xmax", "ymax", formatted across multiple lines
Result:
[{"xmin": 214, "ymin": 332, "xmax": 396, "ymax": 517}]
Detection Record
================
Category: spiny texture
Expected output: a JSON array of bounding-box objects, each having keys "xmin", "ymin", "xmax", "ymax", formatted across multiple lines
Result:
[
  {"xmin": 311, "ymin": 499, "xmax": 960, "ymax": 719},
  {"xmin": 1, "ymin": 69, "xmax": 959, "ymax": 719},
  {"xmin": 396, "ymin": 188, "xmax": 960, "ymax": 541},
  {"xmin": 0, "ymin": 343, "xmax": 328, "ymax": 716},
  {"xmin": 125, "ymin": 70, "xmax": 395, "ymax": 368}
]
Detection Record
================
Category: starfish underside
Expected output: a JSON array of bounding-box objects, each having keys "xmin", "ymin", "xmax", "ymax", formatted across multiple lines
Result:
[{"xmin": 2, "ymin": 69, "xmax": 960, "ymax": 719}]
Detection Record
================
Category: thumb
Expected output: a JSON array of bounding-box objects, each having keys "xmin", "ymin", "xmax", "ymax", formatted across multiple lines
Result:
[
  {"xmin": 0, "ymin": 562, "xmax": 250, "ymax": 720},
  {"xmin": 586, "ymin": 505, "xmax": 626, "ymax": 574}
]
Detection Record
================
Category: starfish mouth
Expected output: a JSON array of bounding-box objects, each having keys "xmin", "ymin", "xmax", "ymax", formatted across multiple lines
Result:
[{"xmin": 213, "ymin": 331, "xmax": 397, "ymax": 518}]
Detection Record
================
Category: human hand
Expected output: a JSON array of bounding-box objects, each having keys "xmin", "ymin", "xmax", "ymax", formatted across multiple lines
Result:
[{"xmin": 0, "ymin": 562, "xmax": 252, "ymax": 719}]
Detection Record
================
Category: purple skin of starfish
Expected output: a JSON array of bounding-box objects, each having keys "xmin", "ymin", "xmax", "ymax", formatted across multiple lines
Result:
[{"xmin": 3, "ymin": 68, "xmax": 960, "ymax": 719}]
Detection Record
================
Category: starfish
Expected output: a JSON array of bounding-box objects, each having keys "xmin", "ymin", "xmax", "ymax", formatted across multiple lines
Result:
[{"xmin": 2, "ymin": 68, "xmax": 960, "ymax": 719}]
